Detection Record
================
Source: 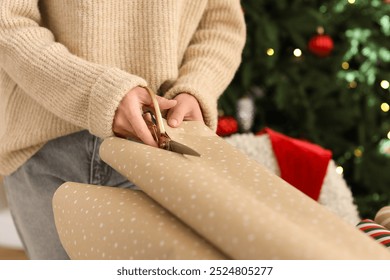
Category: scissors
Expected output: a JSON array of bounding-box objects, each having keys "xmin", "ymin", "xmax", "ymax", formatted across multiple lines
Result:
[{"xmin": 142, "ymin": 86, "xmax": 201, "ymax": 157}]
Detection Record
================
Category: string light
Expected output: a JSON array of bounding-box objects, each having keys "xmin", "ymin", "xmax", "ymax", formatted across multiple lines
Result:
[
  {"xmin": 349, "ymin": 81, "xmax": 357, "ymax": 88},
  {"xmin": 348, "ymin": 0, "xmax": 356, "ymax": 4},
  {"xmin": 266, "ymin": 48, "xmax": 275, "ymax": 56},
  {"xmin": 381, "ymin": 102, "xmax": 390, "ymax": 112},
  {"xmin": 341, "ymin": 62, "xmax": 350, "ymax": 70},
  {"xmin": 388, "ymin": 131, "xmax": 390, "ymax": 139},
  {"xmin": 293, "ymin": 48, "xmax": 302, "ymax": 57},
  {"xmin": 381, "ymin": 80, "xmax": 389, "ymax": 89},
  {"xmin": 379, "ymin": 139, "xmax": 390, "ymax": 157},
  {"xmin": 354, "ymin": 148, "xmax": 363, "ymax": 157},
  {"xmin": 336, "ymin": 166, "xmax": 344, "ymax": 175}
]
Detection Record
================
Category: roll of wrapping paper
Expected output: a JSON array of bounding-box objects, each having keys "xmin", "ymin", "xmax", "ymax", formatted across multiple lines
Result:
[
  {"xmin": 97, "ymin": 120, "xmax": 390, "ymax": 259},
  {"xmin": 375, "ymin": 206, "xmax": 390, "ymax": 230},
  {"xmin": 53, "ymin": 182, "xmax": 227, "ymax": 260},
  {"xmin": 356, "ymin": 219, "xmax": 390, "ymax": 248}
]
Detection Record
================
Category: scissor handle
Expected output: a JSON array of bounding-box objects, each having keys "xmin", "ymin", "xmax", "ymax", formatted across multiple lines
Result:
[{"xmin": 142, "ymin": 86, "xmax": 167, "ymax": 135}]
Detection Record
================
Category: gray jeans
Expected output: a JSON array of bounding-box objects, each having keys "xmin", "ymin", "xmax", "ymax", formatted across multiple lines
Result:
[{"xmin": 4, "ymin": 130, "xmax": 135, "ymax": 259}]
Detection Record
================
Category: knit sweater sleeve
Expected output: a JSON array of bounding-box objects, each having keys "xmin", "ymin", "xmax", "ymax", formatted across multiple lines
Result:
[
  {"xmin": 0, "ymin": 0, "xmax": 147, "ymax": 138},
  {"xmin": 164, "ymin": 0, "xmax": 246, "ymax": 131}
]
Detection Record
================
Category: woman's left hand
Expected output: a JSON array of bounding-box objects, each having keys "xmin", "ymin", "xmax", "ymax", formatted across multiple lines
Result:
[{"xmin": 166, "ymin": 93, "xmax": 204, "ymax": 127}]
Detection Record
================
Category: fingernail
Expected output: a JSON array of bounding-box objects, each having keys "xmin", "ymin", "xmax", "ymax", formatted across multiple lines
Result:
[{"xmin": 169, "ymin": 119, "xmax": 178, "ymax": 127}]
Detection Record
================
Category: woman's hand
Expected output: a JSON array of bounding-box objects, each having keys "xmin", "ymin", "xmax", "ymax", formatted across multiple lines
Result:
[
  {"xmin": 166, "ymin": 93, "xmax": 204, "ymax": 128},
  {"xmin": 113, "ymin": 86, "xmax": 177, "ymax": 147}
]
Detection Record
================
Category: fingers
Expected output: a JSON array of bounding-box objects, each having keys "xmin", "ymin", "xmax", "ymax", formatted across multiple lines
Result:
[
  {"xmin": 112, "ymin": 108, "xmax": 131, "ymax": 138},
  {"xmin": 113, "ymin": 88, "xmax": 204, "ymax": 146},
  {"xmin": 138, "ymin": 88, "xmax": 177, "ymax": 110},
  {"xmin": 113, "ymin": 109, "xmax": 155, "ymax": 146},
  {"xmin": 167, "ymin": 104, "xmax": 186, "ymax": 128},
  {"xmin": 156, "ymin": 95, "xmax": 177, "ymax": 110},
  {"xmin": 131, "ymin": 118, "xmax": 158, "ymax": 147},
  {"xmin": 167, "ymin": 93, "xmax": 204, "ymax": 128},
  {"xmin": 126, "ymin": 98, "xmax": 158, "ymax": 147},
  {"xmin": 113, "ymin": 87, "xmax": 158, "ymax": 147},
  {"xmin": 113, "ymin": 86, "xmax": 180, "ymax": 147}
]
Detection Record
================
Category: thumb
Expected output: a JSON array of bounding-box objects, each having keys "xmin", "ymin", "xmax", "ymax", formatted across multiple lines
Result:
[{"xmin": 167, "ymin": 106, "xmax": 186, "ymax": 128}]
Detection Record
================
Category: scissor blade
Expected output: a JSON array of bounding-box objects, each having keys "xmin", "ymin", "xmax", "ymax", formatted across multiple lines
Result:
[{"xmin": 169, "ymin": 140, "xmax": 201, "ymax": 157}]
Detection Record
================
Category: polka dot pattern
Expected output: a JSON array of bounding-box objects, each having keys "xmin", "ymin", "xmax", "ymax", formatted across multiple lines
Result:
[
  {"xmin": 54, "ymin": 121, "xmax": 390, "ymax": 259},
  {"xmin": 53, "ymin": 182, "xmax": 226, "ymax": 260}
]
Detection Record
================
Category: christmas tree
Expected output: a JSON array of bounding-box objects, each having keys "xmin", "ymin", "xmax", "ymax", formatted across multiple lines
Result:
[{"xmin": 219, "ymin": 0, "xmax": 390, "ymax": 218}]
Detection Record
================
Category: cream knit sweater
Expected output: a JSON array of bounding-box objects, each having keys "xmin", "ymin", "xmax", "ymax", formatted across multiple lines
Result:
[{"xmin": 0, "ymin": 0, "xmax": 246, "ymax": 175}]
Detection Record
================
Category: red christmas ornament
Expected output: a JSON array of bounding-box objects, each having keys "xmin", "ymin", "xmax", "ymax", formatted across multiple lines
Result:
[
  {"xmin": 216, "ymin": 116, "xmax": 238, "ymax": 137},
  {"xmin": 308, "ymin": 34, "xmax": 334, "ymax": 57}
]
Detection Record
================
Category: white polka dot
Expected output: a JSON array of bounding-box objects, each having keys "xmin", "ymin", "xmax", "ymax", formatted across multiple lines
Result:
[{"xmin": 247, "ymin": 234, "xmax": 255, "ymax": 242}]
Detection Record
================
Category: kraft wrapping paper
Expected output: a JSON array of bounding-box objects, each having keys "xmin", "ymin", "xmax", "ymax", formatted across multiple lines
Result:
[
  {"xmin": 53, "ymin": 121, "xmax": 390, "ymax": 259},
  {"xmin": 53, "ymin": 182, "xmax": 226, "ymax": 260}
]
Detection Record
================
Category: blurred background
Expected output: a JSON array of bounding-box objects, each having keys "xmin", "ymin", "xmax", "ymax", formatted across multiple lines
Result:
[
  {"xmin": 218, "ymin": 0, "xmax": 390, "ymax": 218},
  {"xmin": 0, "ymin": 175, "xmax": 26, "ymax": 259},
  {"xmin": 0, "ymin": 0, "xmax": 389, "ymax": 259}
]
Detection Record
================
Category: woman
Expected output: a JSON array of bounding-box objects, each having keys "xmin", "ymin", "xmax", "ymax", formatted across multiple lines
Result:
[{"xmin": 0, "ymin": 0, "xmax": 246, "ymax": 259}]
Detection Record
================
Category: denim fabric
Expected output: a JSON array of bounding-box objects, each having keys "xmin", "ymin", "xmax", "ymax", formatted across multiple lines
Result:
[{"xmin": 4, "ymin": 130, "xmax": 135, "ymax": 259}]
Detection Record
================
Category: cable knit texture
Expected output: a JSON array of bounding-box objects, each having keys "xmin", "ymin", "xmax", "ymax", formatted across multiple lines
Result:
[{"xmin": 0, "ymin": 0, "xmax": 245, "ymax": 175}]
